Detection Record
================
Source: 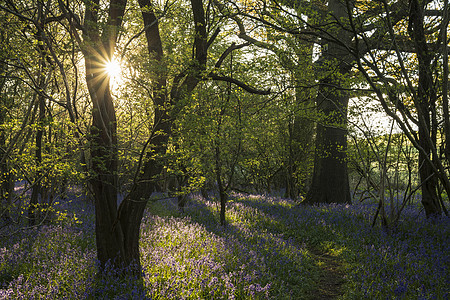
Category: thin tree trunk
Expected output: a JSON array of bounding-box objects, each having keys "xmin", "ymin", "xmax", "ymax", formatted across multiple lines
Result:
[
  {"xmin": 441, "ymin": 0, "xmax": 450, "ymax": 162},
  {"xmin": 29, "ymin": 4, "xmax": 46, "ymax": 225},
  {"xmin": 285, "ymin": 122, "xmax": 296, "ymax": 199},
  {"xmin": 215, "ymin": 141, "xmax": 227, "ymax": 226},
  {"xmin": 117, "ymin": 0, "xmax": 206, "ymax": 268},
  {"xmin": 118, "ymin": 117, "xmax": 171, "ymax": 270},
  {"xmin": 0, "ymin": 54, "xmax": 12, "ymax": 221},
  {"xmin": 114, "ymin": 0, "xmax": 171, "ymax": 271},
  {"xmin": 28, "ymin": 92, "xmax": 45, "ymax": 225}
]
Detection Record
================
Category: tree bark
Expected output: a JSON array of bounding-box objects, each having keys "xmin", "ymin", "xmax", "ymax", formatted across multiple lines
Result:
[
  {"xmin": 305, "ymin": 0, "xmax": 352, "ymax": 204},
  {"xmin": 117, "ymin": 0, "xmax": 207, "ymax": 269},
  {"xmin": 215, "ymin": 136, "xmax": 227, "ymax": 226},
  {"xmin": 0, "ymin": 47, "xmax": 13, "ymax": 221},
  {"xmin": 86, "ymin": 55, "xmax": 126, "ymax": 267},
  {"xmin": 441, "ymin": 0, "xmax": 450, "ymax": 163},
  {"xmin": 305, "ymin": 78, "xmax": 351, "ymax": 204},
  {"xmin": 409, "ymin": 0, "xmax": 442, "ymax": 216},
  {"xmin": 29, "ymin": 2, "xmax": 47, "ymax": 225},
  {"xmin": 118, "ymin": 115, "xmax": 171, "ymax": 270},
  {"xmin": 28, "ymin": 89, "xmax": 45, "ymax": 225},
  {"xmin": 82, "ymin": 0, "xmax": 128, "ymax": 269}
]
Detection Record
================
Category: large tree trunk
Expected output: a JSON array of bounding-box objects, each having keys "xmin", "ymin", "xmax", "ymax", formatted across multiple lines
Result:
[
  {"xmin": 78, "ymin": 0, "xmax": 214, "ymax": 273},
  {"xmin": 85, "ymin": 54, "xmax": 126, "ymax": 267},
  {"xmin": 82, "ymin": 0, "xmax": 128, "ymax": 269},
  {"xmin": 305, "ymin": 79, "xmax": 351, "ymax": 204},
  {"xmin": 305, "ymin": 0, "xmax": 352, "ymax": 204}
]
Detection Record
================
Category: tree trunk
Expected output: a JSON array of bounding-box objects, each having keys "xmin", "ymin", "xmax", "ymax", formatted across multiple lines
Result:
[
  {"xmin": 285, "ymin": 122, "xmax": 297, "ymax": 199},
  {"xmin": 85, "ymin": 52, "xmax": 126, "ymax": 267},
  {"xmin": 81, "ymin": 0, "xmax": 128, "ymax": 269},
  {"xmin": 112, "ymin": 0, "xmax": 171, "ymax": 271},
  {"xmin": 305, "ymin": 0, "xmax": 352, "ymax": 204},
  {"xmin": 442, "ymin": 0, "xmax": 450, "ymax": 162},
  {"xmin": 29, "ymin": 6, "xmax": 46, "ymax": 225},
  {"xmin": 176, "ymin": 172, "xmax": 188, "ymax": 212},
  {"xmin": 0, "ymin": 55, "xmax": 12, "ymax": 221},
  {"xmin": 28, "ymin": 92, "xmax": 45, "ymax": 225},
  {"xmin": 219, "ymin": 190, "xmax": 227, "ymax": 226},
  {"xmin": 118, "ymin": 116, "xmax": 171, "ymax": 270},
  {"xmin": 409, "ymin": 0, "xmax": 442, "ymax": 216},
  {"xmin": 215, "ymin": 143, "xmax": 228, "ymax": 226},
  {"xmin": 305, "ymin": 79, "xmax": 351, "ymax": 204},
  {"xmin": 79, "ymin": 0, "xmax": 214, "ymax": 273}
]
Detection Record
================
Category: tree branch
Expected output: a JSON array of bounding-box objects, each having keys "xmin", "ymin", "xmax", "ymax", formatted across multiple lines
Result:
[
  {"xmin": 214, "ymin": 42, "xmax": 250, "ymax": 69},
  {"xmin": 209, "ymin": 73, "xmax": 270, "ymax": 95}
]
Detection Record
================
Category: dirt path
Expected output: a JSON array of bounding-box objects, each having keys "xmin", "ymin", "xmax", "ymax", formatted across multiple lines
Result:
[{"xmin": 309, "ymin": 248, "xmax": 346, "ymax": 299}]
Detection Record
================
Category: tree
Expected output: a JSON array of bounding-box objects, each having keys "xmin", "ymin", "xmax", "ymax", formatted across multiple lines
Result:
[
  {"xmin": 347, "ymin": 0, "xmax": 449, "ymax": 216},
  {"xmin": 127, "ymin": 0, "xmax": 269, "ymax": 228},
  {"xmin": 58, "ymin": 0, "xmax": 128, "ymax": 269},
  {"xmin": 0, "ymin": 19, "xmax": 14, "ymax": 221},
  {"xmin": 27, "ymin": 0, "xmax": 49, "ymax": 225},
  {"xmin": 58, "ymin": 0, "xmax": 269, "ymax": 273},
  {"xmin": 212, "ymin": 0, "xmax": 319, "ymax": 199},
  {"xmin": 408, "ymin": 0, "xmax": 447, "ymax": 216},
  {"xmin": 0, "ymin": 0, "xmax": 82, "ymax": 226},
  {"xmin": 224, "ymin": 0, "xmax": 447, "ymax": 212},
  {"xmin": 304, "ymin": 0, "xmax": 353, "ymax": 204}
]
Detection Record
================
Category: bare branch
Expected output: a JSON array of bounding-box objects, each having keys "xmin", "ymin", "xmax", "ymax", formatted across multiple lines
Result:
[{"xmin": 209, "ymin": 73, "xmax": 271, "ymax": 95}]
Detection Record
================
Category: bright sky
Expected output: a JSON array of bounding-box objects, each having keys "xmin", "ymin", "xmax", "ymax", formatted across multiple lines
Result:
[{"xmin": 348, "ymin": 97, "xmax": 407, "ymax": 137}]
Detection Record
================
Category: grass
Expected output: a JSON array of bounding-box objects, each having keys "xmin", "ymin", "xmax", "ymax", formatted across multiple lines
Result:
[{"xmin": 0, "ymin": 191, "xmax": 448, "ymax": 299}]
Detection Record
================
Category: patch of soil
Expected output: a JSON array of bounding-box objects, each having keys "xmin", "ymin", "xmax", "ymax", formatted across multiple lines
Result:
[{"xmin": 309, "ymin": 248, "xmax": 346, "ymax": 299}]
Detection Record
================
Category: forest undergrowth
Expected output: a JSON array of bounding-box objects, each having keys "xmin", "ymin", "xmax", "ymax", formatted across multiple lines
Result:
[{"xmin": 0, "ymin": 188, "xmax": 448, "ymax": 299}]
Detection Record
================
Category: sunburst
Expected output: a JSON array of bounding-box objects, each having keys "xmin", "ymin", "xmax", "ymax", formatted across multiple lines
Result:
[{"xmin": 105, "ymin": 59, "xmax": 121, "ymax": 79}]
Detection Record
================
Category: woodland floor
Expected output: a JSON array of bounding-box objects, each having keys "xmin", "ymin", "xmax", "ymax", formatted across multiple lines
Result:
[
  {"xmin": 1, "ymin": 190, "xmax": 448, "ymax": 299},
  {"xmin": 309, "ymin": 247, "xmax": 346, "ymax": 299}
]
